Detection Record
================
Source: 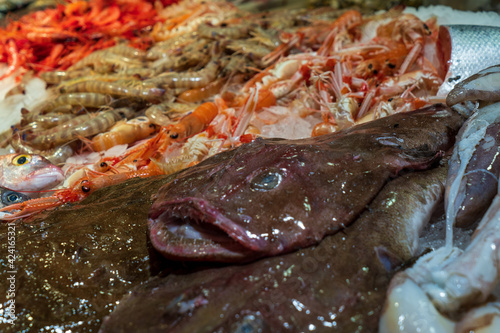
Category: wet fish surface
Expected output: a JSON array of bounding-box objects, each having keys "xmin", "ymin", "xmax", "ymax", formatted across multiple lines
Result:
[
  {"xmin": 445, "ymin": 64, "xmax": 500, "ymax": 228},
  {"xmin": 438, "ymin": 25, "xmax": 500, "ymax": 97},
  {"xmin": 0, "ymin": 175, "xmax": 174, "ymax": 332},
  {"xmin": 148, "ymin": 104, "xmax": 463, "ymax": 263},
  {"xmin": 446, "ymin": 64, "xmax": 500, "ymax": 106},
  {"xmin": 100, "ymin": 164, "xmax": 447, "ymax": 333}
]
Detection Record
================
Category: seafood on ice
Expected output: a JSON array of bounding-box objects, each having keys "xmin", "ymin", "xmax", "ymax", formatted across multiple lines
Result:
[
  {"xmin": 0, "ymin": 1, "xmax": 499, "ymax": 330},
  {"xmin": 1, "ymin": 6, "xmax": 498, "ymax": 221}
]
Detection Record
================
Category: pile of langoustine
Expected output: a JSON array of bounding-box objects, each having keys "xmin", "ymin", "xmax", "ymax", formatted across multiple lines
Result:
[{"xmin": 0, "ymin": 0, "xmax": 447, "ymax": 220}]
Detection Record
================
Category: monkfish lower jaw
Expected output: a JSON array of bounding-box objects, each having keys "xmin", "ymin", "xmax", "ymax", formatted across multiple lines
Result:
[{"xmin": 148, "ymin": 198, "xmax": 264, "ymax": 262}]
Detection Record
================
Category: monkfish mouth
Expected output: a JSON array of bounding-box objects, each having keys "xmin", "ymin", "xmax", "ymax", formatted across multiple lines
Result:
[{"xmin": 148, "ymin": 198, "xmax": 263, "ymax": 262}]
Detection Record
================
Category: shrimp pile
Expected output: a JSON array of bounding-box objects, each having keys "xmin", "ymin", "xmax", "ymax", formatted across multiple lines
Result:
[
  {"xmin": 0, "ymin": 0, "xmax": 446, "ymax": 220},
  {"xmin": 0, "ymin": 0, "xmax": 176, "ymax": 80}
]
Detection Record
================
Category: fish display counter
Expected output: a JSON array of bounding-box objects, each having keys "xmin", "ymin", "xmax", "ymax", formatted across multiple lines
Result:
[{"xmin": 0, "ymin": 0, "xmax": 499, "ymax": 331}]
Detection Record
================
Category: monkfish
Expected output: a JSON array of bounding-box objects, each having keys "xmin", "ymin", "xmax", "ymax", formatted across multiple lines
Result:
[
  {"xmin": 148, "ymin": 104, "xmax": 463, "ymax": 263},
  {"xmin": 0, "ymin": 153, "xmax": 64, "ymax": 192},
  {"xmin": 101, "ymin": 162, "xmax": 447, "ymax": 332}
]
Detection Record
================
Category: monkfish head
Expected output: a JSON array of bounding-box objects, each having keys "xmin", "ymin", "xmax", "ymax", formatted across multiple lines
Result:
[
  {"xmin": 149, "ymin": 105, "xmax": 463, "ymax": 263},
  {"xmin": 149, "ymin": 137, "xmax": 337, "ymax": 262}
]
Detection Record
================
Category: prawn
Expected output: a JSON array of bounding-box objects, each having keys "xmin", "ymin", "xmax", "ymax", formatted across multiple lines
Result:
[
  {"xmin": 61, "ymin": 80, "xmax": 165, "ymax": 101},
  {"xmin": 11, "ymin": 134, "xmax": 74, "ymax": 166},
  {"xmin": 232, "ymin": 88, "xmax": 276, "ymax": 138},
  {"xmin": 176, "ymin": 78, "xmax": 225, "ymax": 103},
  {"xmin": 0, "ymin": 40, "xmax": 23, "ymax": 80},
  {"xmin": 145, "ymin": 101, "xmax": 194, "ymax": 127},
  {"xmin": 354, "ymin": 42, "xmax": 408, "ymax": 79},
  {"xmin": 92, "ymin": 117, "xmax": 159, "ymax": 151},
  {"xmin": 68, "ymin": 49, "xmax": 146, "ymax": 73},
  {"xmin": 145, "ymin": 60, "xmax": 219, "ymax": 89},
  {"xmin": 167, "ymin": 101, "xmax": 219, "ymax": 141},
  {"xmin": 42, "ymin": 93, "xmax": 113, "ymax": 111},
  {"xmin": 317, "ymin": 9, "xmax": 363, "ymax": 56},
  {"xmin": 28, "ymin": 108, "xmax": 135, "ymax": 150},
  {"xmin": 40, "ymin": 68, "xmax": 93, "ymax": 85},
  {"xmin": 198, "ymin": 22, "xmax": 251, "ymax": 40},
  {"xmin": 30, "ymin": 113, "xmax": 77, "ymax": 129}
]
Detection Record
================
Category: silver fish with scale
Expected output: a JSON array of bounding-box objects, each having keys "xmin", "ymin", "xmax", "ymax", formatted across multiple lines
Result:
[{"xmin": 437, "ymin": 25, "xmax": 500, "ymax": 97}]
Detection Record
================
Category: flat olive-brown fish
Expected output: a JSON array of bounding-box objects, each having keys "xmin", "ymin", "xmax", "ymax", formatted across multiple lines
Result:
[{"xmin": 148, "ymin": 104, "xmax": 463, "ymax": 263}]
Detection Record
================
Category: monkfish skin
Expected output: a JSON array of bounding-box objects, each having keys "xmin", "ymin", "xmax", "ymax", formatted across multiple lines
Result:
[
  {"xmin": 0, "ymin": 175, "xmax": 172, "ymax": 332},
  {"xmin": 148, "ymin": 104, "xmax": 463, "ymax": 263},
  {"xmin": 100, "ymin": 165, "xmax": 447, "ymax": 333}
]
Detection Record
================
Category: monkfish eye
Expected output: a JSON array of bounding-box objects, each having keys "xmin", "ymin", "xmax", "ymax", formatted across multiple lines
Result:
[
  {"xmin": 250, "ymin": 169, "xmax": 283, "ymax": 191},
  {"xmin": 3, "ymin": 191, "xmax": 23, "ymax": 204},
  {"xmin": 12, "ymin": 154, "xmax": 31, "ymax": 166}
]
